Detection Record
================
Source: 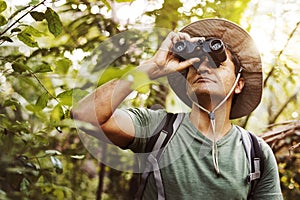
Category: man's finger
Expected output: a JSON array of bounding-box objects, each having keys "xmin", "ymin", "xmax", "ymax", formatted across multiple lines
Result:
[
  {"xmin": 177, "ymin": 57, "xmax": 200, "ymax": 71},
  {"xmin": 190, "ymin": 36, "xmax": 205, "ymax": 43}
]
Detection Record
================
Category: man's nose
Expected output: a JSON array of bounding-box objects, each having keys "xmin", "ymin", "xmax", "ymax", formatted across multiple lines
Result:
[{"xmin": 195, "ymin": 56, "xmax": 212, "ymax": 74}]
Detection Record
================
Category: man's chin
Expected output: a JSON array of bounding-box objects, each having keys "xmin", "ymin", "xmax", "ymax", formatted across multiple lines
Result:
[{"xmin": 188, "ymin": 91, "xmax": 226, "ymax": 104}]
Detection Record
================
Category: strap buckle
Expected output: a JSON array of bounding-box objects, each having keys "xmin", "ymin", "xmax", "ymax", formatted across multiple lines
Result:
[{"xmin": 247, "ymin": 158, "xmax": 261, "ymax": 183}]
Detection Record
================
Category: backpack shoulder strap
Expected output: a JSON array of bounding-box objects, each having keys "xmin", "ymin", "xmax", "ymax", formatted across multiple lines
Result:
[
  {"xmin": 144, "ymin": 113, "xmax": 181, "ymax": 158},
  {"xmin": 246, "ymin": 131, "xmax": 265, "ymax": 200},
  {"xmin": 236, "ymin": 126, "xmax": 264, "ymax": 200},
  {"xmin": 135, "ymin": 112, "xmax": 185, "ymax": 200}
]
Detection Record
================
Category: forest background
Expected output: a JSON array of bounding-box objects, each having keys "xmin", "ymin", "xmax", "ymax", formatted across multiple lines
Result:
[{"xmin": 0, "ymin": 0, "xmax": 300, "ymax": 199}]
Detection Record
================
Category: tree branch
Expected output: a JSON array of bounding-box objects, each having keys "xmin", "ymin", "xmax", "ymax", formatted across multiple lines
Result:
[
  {"xmin": 0, "ymin": 0, "xmax": 47, "ymax": 36},
  {"xmin": 269, "ymin": 86, "xmax": 300, "ymax": 124},
  {"xmin": 30, "ymin": 72, "xmax": 68, "ymax": 110},
  {"xmin": 263, "ymin": 21, "xmax": 300, "ymax": 87},
  {"xmin": 260, "ymin": 120, "xmax": 300, "ymax": 153}
]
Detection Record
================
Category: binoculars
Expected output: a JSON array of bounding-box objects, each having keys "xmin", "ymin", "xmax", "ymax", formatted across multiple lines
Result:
[{"xmin": 172, "ymin": 38, "xmax": 227, "ymax": 68}]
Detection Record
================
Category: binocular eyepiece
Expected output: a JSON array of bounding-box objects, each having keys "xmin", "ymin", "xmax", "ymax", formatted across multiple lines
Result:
[{"xmin": 172, "ymin": 38, "xmax": 227, "ymax": 68}]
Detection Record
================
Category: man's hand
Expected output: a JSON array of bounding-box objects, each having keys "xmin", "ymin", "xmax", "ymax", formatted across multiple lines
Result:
[{"xmin": 138, "ymin": 32, "xmax": 202, "ymax": 79}]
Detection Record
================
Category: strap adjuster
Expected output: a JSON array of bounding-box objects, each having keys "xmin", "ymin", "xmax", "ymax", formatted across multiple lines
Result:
[{"xmin": 247, "ymin": 158, "xmax": 261, "ymax": 183}]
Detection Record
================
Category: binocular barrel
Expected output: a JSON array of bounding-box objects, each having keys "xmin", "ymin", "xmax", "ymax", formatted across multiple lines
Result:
[{"xmin": 172, "ymin": 38, "xmax": 227, "ymax": 68}]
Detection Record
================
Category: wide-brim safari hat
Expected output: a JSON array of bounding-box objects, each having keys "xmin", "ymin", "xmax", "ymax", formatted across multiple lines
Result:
[{"xmin": 167, "ymin": 18, "xmax": 263, "ymax": 119}]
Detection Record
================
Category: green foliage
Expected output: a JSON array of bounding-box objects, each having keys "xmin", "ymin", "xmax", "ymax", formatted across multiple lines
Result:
[
  {"xmin": 0, "ymin": 0, "xmax": 7, "ymax": 26},
  {"xmin": 33, "ymin": 62, "xmax": 52, "ymax": 73},
  {"xmin": 11, "ymin": 62, "xmax": 30, "ymax": 74},
  {"xmin": 17, "ymin": 31, "xmax": 39, "ymax": 47},
  {"xmin": 0, "ymin": 14, "xmax": 7, "ymax": 26},
  {"xmin": 30, "ymin": 11, "xmax": 45, "ymax": 22},
  {"xmin": 57, "ymin": 89, "xmax": 89, "ymax": 106},
  {"xmin": 153, "ymin": 0, "xmax": 183, "ymax": 29},
  {"xmin": 45, "ymin": 7, "xmax": 63, "ymax": 37},
  {"xmin": 0, "ymin": 1, "xmax": 63, "ymax": 47},
  {"xmin": 278, "ymin": 153, "xmax": 300, "ymax": 199},
  {"xmin": 0, "ymin": 0, "xmax": 7, "ymax": 13},
  {"xmin": 219, "ymin": 0, "xmax": 251, "ymax": 23},
  {"xmin": 0, "ymin": 1, "xmax": 98, "ymax": 199},
  {"xmin": 54, "ymin": 58, "xmax": 72, "ymax": 75}
]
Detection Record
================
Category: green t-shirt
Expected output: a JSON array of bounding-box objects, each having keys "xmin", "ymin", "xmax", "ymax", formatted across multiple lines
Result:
[{"xmin": 126, "ymin": 108, "xmax": 283, "ymax": 200}]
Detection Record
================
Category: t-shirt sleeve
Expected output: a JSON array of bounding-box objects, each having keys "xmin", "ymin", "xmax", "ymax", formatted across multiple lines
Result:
[
  {"xmin": 253, "ymin": 139, "xmax": 283, "ymax": 200},
  {"xmin": 123, "ymin": 108, "xmax": 167, "ymax": 153}
]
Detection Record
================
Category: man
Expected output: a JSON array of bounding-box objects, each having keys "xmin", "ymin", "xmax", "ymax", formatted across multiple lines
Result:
[{"xmin": 71, "ymin": 19, "xmax": 283, "ymax": 199}]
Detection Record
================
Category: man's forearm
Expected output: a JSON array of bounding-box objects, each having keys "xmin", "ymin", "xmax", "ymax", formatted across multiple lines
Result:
[{"xmin": 71, "ymin": 79, "xmax": 133, "ymax": 126}]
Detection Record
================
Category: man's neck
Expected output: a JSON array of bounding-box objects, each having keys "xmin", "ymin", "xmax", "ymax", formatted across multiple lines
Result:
[{"xmin": 189, "ymin": 103, "xmax": 232, "ymax": 141}]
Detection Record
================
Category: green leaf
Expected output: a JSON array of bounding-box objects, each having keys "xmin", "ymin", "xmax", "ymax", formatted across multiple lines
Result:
[
  {"xmin": 2, "ymin": 98, "xmax": 18, "ymax": 111},
  {"xmin": 17, "ymin": 31, "xmax": 38, "ymax": 47},
  {"xmin": 0, "ymin": 36, "xmax": 13, "ymax": 43},
  {"xmin": 33, "ymin": 62, "xmax": 52, "ymax": 73},
  {"xmin": 69, "ymin": 89, "xmax": 89, "ymax": 103},
  {"xmin": 35, "ymin": 92, "xmax": 49, "ymax": 110},
  {"xmin": 53, "ymin": 189, "xmax": 65, "ymax": 200},
  {"xmin": 154, "ymin": 0, "xmax": 181, "ymax": 29},
  {"xmin": 25, "ymin": 104, "xmax": 37, "ymax": 112},
  {"xmin": 126, "ymin": 71, "xmax": 155, "ymax": 94},
  {"xmin": 97, "ymin": 65, "xmax": 135, "ymax": 86},
  {"xmin": 101, "ymin": 0, "xmax": 111, "ymax": 10},
  {"xmin": 30, "ymin": 11, "xmax": 45, "ymax": 21},
  {"xmin": 57, "ymin": 89, "xmax": 88, "ymax": 106},
  {"xmin": 0, "ymin": 14, "xmax": 7, "ymax": 26},
  {"xmin": 3, "ymin": 98, "xmax": 19, "ymax": 107},
  {"xmin": 57, "ymin": 93, "xmax": 72, "ymax": 106},
  {"xmin": 45, "ymin": 7, "xmax": 62, "ymax": 37},
  {"xmin": 98, "ymin": 67, "xmax": 125, "ymax": 85},
  {"xmin": 50, "ymin": 156, "xmax": 63, "ymax": 174},
  {"xmin": 20, "ymin": 178, "xmax": 30, "ymax": 195},
  {"xmin": 0, "ymin": 1, "xmax": 7, "ymax": 13},
  {"xmin": 54, "ymin": 58, "xmax": 72, "ymax": 75},
  {"xmin": 29, "ymin": 0, "xmax": 40, "ymax": 5},
  {"xmin": 12, "ymin": 62, "xmax": 30, "ymax": 73},
  {"xmin": 11, "ymin": 27, "xmax": 21, "ymax": 33},
  {"xmin": 23, "ymin": 25, "xmax": 44, "ymax": 37},
  {"xmin": 50, "ymin": 105, "xmax": 64, "ymax": 122}
]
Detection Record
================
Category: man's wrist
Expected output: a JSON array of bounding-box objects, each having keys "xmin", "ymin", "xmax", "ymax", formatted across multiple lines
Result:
[{"xmin": 137, "ymin": 58, "xmax": 160, "ymax": 80}]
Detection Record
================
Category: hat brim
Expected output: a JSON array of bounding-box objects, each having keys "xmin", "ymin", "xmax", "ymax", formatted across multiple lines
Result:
[{"xmin": 167, "ymin": 18, "xmax": 263, "ymax": 119}]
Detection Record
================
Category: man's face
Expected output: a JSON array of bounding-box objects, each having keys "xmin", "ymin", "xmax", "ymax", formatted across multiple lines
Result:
[{"xmin": 186, "ymin": 50, "xmax": 243, "ymax": 106}]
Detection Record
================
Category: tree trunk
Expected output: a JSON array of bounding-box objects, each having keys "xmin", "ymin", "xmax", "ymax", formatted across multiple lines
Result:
[{"xmin": 96, "ymin": 144, "xmax": 107, "ymax": 200}]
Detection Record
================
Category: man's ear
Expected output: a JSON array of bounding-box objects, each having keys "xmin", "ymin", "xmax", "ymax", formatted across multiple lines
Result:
[{"xmin": 234, "ymin": 78, "xmax": 245, "ymax": 94}]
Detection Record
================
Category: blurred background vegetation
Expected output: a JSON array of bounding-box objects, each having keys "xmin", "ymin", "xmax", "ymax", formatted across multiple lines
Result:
[{"xmin": 0, "ymin": 0, "xmax": 299, "ymax": 199}]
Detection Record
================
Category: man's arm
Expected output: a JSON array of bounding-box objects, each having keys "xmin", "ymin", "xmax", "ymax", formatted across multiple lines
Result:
[
  {"xmin": 71, "ymin": 32, "xmax": 200, "ymax": 148},
  {"xmin": 71, "ymin": 79, "xmax": 135, "ymax": 148}
]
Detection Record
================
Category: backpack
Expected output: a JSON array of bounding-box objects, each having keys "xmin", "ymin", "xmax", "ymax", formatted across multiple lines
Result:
[{"xmin": 135, "ymin": 113, "xmax": 264, "ymax": 200}]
